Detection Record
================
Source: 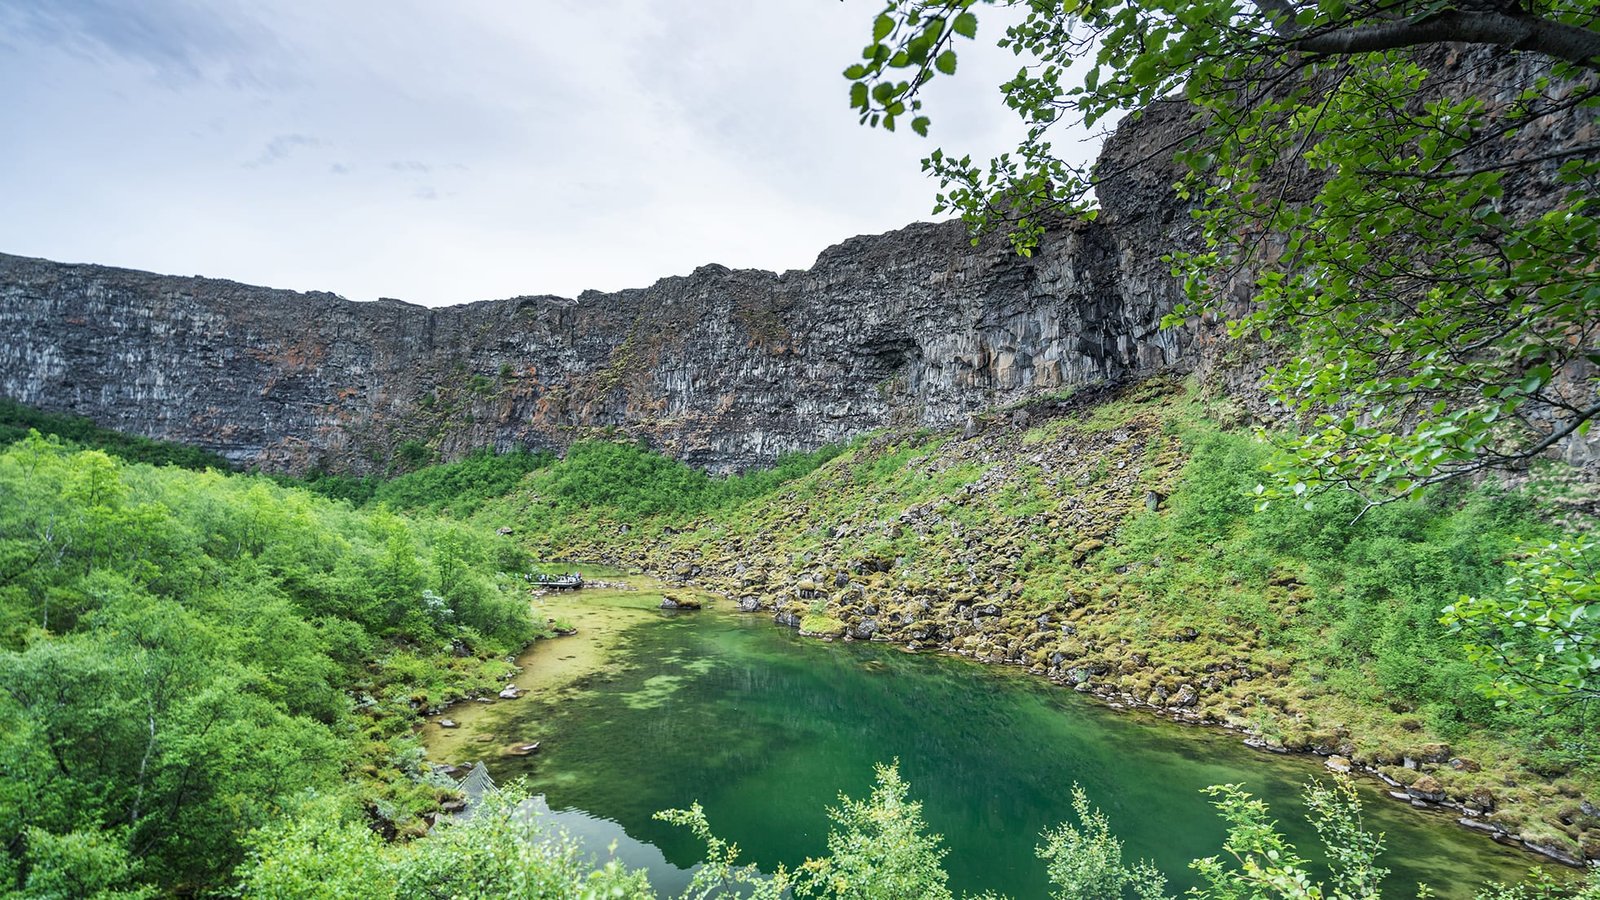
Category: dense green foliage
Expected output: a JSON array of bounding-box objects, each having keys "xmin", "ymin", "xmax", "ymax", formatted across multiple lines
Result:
[
  {"xmin": 846, "ymin": 0, "xmax": 1599, "ymax": 502},
  {"xmin": 509, "ymin": 439, "xmax": 843, "ymax": 529},
  {"xmin": 793, "ymin": 762, "xmax": 954, "ymax": 900},
  {"xmin": 1445, "ymin": 537, "xmax": 1600, "ymax": 721},
  {"xmin": 238, "ymin": 790, "xmax": 653, "ymax": 899},
  {"xmin": 1106, "ymin": 427, "xmax": 1564, "ymax": 744},
  {"xmin": 275, "ymin": 447, "xmax": 557, "ymax": 509},
  {"xmin": 367, "ymin": 448, "xmax": 555, "ymax": 515},
  {"xmin": 276, "ymin": 468, "xmax": 381, "ymax": 504},
  {"xmin": 1035, "ymin": 786, "xmax": 1168, "ymax": 900},
  {"xmin": 0, "ymin": 398, "xmax": 231, "ymax": 472},
  {"xmin": 283, "ymin": 439, "xmax": 836, "ymax": 525},
  {"xmin": 0, "ymin": 432, "xmax": 538, "ymax": 895}
]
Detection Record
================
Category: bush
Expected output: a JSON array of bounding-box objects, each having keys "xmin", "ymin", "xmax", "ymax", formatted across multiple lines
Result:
[
  {"xmin": 0, "ymin": 401, "xmax": 230, "ymax": 471},
  {"xmin": 373, "ymin": 448, "xmax": 554, "ymax": 514}
]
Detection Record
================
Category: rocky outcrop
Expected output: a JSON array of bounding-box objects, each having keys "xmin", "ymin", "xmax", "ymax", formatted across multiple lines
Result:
[{"xmin": 0, "ymin": 107, "xmax": 1198, "ymax": 474}]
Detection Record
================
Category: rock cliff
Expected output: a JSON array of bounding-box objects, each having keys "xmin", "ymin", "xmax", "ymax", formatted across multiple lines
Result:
[{"xmin": 0, "ymin": 107, "xmax": 1198, "ymax": 474}]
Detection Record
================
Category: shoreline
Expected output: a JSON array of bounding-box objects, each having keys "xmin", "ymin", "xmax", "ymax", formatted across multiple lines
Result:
[{"xmin": 673, "ymin": 572, "xmax": 1593, "ymax": 874}]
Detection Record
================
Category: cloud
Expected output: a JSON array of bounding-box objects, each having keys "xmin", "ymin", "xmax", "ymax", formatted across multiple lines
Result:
[
  {"xmin": 0, "ymin": 0, "xmax": 287, "ymax": 87},
  {"xmin": 243, "ymin": 133, "xmax": 323, "ymax": 168},
  {"xmin": 0, "ymin": 0, "xmax": 1101, "ymax": 306},
  {"xmin": 387, "ymin": 160, "xmax": 467, "ymax": 175}
]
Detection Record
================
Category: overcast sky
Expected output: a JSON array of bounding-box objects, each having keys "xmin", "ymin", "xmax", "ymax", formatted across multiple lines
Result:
[{"xmin": 0, "ymin": 1, "xmax": 1102, "ymax": 306}]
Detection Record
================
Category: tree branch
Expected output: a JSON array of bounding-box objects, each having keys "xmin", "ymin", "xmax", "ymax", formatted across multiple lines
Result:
[{"xmin": 1294, "ymin": 11, "xmax": 1600, "ymax": 70}]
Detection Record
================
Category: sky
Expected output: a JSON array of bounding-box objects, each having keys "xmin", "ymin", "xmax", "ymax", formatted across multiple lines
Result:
[{"xmin": 0, "ymin": 1, "xmax": 1102, "ymax": 306}]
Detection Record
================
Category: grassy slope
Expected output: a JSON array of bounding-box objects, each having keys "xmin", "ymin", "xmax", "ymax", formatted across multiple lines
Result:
[{"xmin": 469, "ymin": 377, "xmax": 1598, "ymax": 862}]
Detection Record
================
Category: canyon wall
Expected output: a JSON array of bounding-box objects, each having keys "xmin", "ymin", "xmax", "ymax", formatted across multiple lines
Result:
[{"xmin": 0, "ymin": 105, "xmax": 1200, "ymax": 475}]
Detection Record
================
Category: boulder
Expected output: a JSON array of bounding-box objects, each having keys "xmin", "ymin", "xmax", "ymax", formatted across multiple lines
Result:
[
  {"xmin": 1325, "ymin": 755, "xmax": 1353, "ymax": 774},
  {"xmin": 1407, "ymin": 775, "xmax": 1447, "ymax": 804},
  {"xmin": 1413, "ymin": 742, "xmax": 1452, "ymax": 763},
  {"xmin": 660, "ymin": 594, "xmax": 703, "ymax": 610}
]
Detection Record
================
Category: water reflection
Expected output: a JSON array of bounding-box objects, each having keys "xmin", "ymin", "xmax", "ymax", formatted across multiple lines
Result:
[{"xmin": 524, "ymin": 796, "xmax": 698, "ymax": 897}]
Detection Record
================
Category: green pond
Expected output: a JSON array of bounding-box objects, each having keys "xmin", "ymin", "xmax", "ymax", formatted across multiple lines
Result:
[{"xmin": 425, "ymin": 582, "xmax": 1554, "ymax": 899}]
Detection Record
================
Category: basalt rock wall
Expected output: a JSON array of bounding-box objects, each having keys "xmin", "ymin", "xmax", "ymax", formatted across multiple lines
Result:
[{"xmin": 0, "ymin": 106, "xmax": 1200, "ymax": 474}]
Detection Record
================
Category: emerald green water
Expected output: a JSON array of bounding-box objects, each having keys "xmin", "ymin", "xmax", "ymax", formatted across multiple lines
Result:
[{"xmin": 434, "ymin": 590, "xmax": 1552, "ymax": 899}]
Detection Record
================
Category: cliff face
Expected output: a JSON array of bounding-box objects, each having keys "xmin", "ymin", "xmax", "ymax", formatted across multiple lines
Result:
[{"xmin": 0, "ymin": 108, "xmax": 1198, "ymax": 474}]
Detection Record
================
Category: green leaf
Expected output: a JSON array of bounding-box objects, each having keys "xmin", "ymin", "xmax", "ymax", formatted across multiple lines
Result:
[
  {"xmin": 935, "ymin": 50, "xmax": 958, "ymax": 76},
  {"xmin": 873, "ymin": 14, "xmax": 894, "ymax": 42},
  {"xmin": 953, "ymin": 11, "xmax": 978, "ymax": 39},
  {"xmin": 911, "ymin": 116, "xmax": 931, "ymax": 137}
]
